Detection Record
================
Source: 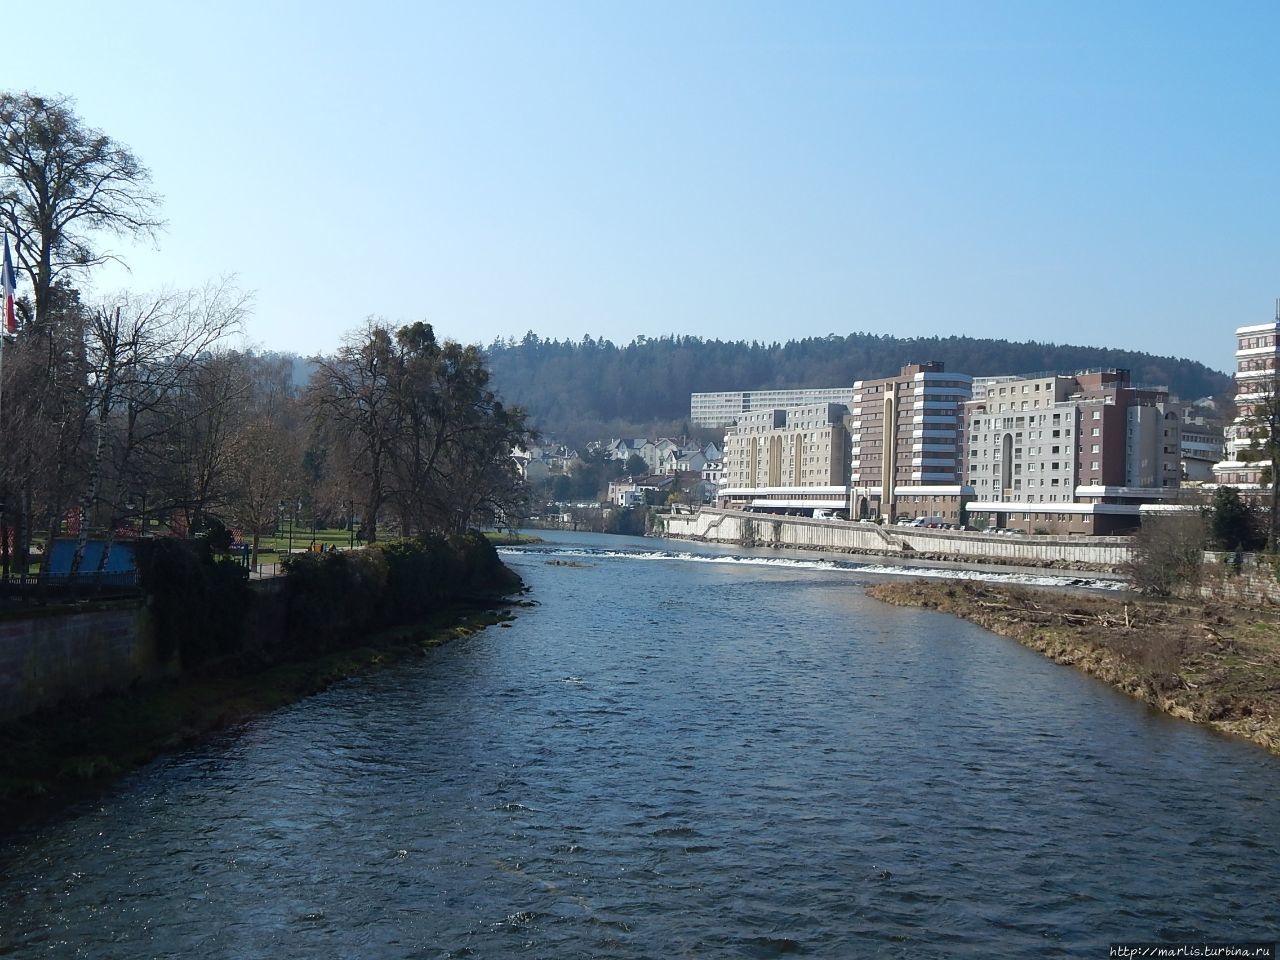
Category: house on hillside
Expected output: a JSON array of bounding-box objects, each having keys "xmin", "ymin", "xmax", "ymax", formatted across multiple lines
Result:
[
  {"xmin": 512, "ymin": 441, "xmax": 578, "ymax": 482},
  {"xmin": 608, "ymin": 474, "xmax": 676, "ymax": 507}
]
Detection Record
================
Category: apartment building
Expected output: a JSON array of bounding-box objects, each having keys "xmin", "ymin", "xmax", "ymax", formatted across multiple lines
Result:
[
  {"xmin": 847, "ymin": 362, "xmax": 972, "ymax": 522},
  {"xmin": 1213, "ymin": 307, "xmax": 1280, "ymax": 488},
  {"xmin": 690, "ymin": 388, "xmax": 854, "ymax": 427},
  {"xmin": 965, "ymin": 369, "xmax": 1182, "ymax": 534},
  {"xmin": 718, "ymin": 403, "xmax": 851, "ymax": 513},
  {"xmin": 1178, "ymin": 405, "xmax": 1225, "ymax": 482}
]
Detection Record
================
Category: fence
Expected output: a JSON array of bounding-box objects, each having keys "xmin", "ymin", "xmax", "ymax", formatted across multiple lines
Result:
[{"xmin": 0, "ymin": 571, "xmax": 141, "ymax": 605}]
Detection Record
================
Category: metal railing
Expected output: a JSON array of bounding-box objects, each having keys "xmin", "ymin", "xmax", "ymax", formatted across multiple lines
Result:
[{"xmin": 0, "ymin": 570, "xmax": 141, "ymax": 604}]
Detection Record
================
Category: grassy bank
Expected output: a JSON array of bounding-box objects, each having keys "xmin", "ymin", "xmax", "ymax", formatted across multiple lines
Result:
[
  {"xmin": 0, "ymin": 602, "xmax": 523, "ymax": 834},
  {"xmin": 868, "ymin": 581, "xmax": 1280, "ymax": 755}
]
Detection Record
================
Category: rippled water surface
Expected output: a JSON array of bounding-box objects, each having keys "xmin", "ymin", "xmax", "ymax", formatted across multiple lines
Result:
[{"xmin": 2, "ymin": 531, "xmax": 1278, "ymax": 958}]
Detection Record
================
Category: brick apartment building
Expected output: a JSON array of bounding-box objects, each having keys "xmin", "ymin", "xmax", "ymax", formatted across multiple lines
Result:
[{"xmin": 848, "ymin": 362, "xmax": 972, "ymax": 522}]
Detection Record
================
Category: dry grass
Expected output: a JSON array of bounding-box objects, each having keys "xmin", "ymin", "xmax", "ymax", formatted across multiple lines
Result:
[{"xmin": 867, "ymin": 581, "xmax": 1280, "ymax": 754}]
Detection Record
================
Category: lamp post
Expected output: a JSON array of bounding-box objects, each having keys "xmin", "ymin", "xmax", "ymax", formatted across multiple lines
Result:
[{"xmin": 348, "ymin": 498, "xmax": 355, "ymax": 549}]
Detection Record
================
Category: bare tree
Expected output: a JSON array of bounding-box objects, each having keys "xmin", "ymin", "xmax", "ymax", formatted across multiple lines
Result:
[
  {"xmin": 307, "ymin": 322, "xmax": 396, "ymax": 543},
  {"xmin": 308, "ymin": 320, "xmax": 533, "ymax": 541},
  {"xmin": 0, "ymin": 92, "xmax": 164, "ymax": 326},
  {"xmin": 166, "ymin": 350, "xmax": 252, "ymax": 534},
  {"xmin": 229, "ymin": 414, "xmax": 301, "ymax": 570},
  {"xmin": 385, "ymin": 324, "xmax": 531, "ymax": 534},
  {"xmin": 0, "ymin": 281, "xmax": 92, "ymax": 572},
  {"xmin": 75, "ymin": 280, "xmax": 247, "ymax": 569},
  {"xmin": 1124, "ymin": 511, "xmax": 1208, "ymax": 596}
]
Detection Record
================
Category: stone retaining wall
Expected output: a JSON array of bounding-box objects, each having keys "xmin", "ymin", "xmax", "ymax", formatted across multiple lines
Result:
[
  {"xmin": 1200, "ymin": 554, "xmax": 1280, "ymax": 605},
  {"xmin": 0, "ymin": 602, "xmax": 171, "ymax": 724}
]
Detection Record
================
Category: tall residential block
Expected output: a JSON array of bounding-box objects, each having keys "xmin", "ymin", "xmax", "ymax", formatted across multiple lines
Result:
[
  {"xmin": 964, "ymin": 369, "xmax": 1181, "ymax": 534},
  {"xmin": 1213, "ymin": 306, "xmax": 1280, "ymax": 488},
  {"xmin": 718, "ymin": 403, "xmax": 851, "ymax": 513},
  {"xmin": 848, "ymin": 362, "xmax": 972, "ymax": 522}
]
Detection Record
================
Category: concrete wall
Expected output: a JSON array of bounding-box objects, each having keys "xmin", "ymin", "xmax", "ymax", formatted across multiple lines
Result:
[
  {"xmin": 659, "ymin": 508, "xmax": 1132, "ymax": 568},
  {"xmin": 0, "ymin": 601, "xmax": 171, "ymax": 724}
]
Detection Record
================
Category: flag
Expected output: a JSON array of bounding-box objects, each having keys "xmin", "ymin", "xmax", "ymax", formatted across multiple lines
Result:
[{"xmin": 1, "ymin": 235, "xmax": 14, "ymax": 334}]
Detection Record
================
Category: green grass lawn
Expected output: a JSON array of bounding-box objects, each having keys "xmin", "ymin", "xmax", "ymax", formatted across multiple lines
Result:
[{"xmin": 251, "ymin": 527, "xmax": 359, "ymax": 554}]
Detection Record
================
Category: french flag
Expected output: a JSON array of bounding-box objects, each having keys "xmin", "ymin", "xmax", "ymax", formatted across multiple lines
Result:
[{"xmin": 1, "ymin": 235, "xmax": 14, "ymax": 334}]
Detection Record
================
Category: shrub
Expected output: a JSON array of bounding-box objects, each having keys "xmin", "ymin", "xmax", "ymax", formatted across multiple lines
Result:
[
  {"xmin": 1125, "ymin": 513, "xmax": 1207, "ymax": 596},
  {"xmin": 281, "ymin": 532, "xmax": 519, "ymax": 653},
  {"xmin": 135, "ymin": 538, "xmax": 253, "ymax": 667},
  {"xmin": 1207, "ymin": 487, "xmax": 1266, "ymax": 552}
]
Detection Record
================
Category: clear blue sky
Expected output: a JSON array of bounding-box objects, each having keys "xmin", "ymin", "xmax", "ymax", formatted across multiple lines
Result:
[{"xmin": 8, "ymin": 1, "xmax": 1277, "ymax": 372}]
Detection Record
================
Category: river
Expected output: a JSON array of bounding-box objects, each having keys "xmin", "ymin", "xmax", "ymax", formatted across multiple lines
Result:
[{"xmin": 1, "ymin": 531, "xmax": 1277, "ymax": 958}]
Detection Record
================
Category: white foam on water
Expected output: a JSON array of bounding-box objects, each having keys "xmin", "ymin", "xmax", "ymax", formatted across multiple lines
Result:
[{"xmin": 498, "ymin": 544, "xmax": 1126, "ymax": 591}]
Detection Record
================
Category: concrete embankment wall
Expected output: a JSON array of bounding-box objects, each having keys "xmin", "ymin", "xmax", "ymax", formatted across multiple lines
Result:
[
  {"xmin": 0, "ymin": 579, "xmax": 288, "ymax": 724},
  {"xmin": 0, "ymin": 601, "xmax": 171, "ymax": 724},
  {"xmin": 659, "ymin": 508, "xmax": 1132, "ymax": 568}
]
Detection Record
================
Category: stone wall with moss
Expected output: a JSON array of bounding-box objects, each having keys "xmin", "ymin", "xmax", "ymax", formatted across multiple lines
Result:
[{"xmin": 0, "ymin": 602, "xmax": 171, "ymax": 723}]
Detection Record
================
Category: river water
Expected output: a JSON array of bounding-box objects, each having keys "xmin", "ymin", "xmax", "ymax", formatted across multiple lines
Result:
[{"xmin": 1, "ymin": 531, "xmax": 1278, "ymax": 958}]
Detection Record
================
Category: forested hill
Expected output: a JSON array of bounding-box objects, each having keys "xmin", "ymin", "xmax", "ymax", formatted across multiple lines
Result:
[{"xmin": 484, "ymin": 332, "xmax": 1231, "ymax": 446}]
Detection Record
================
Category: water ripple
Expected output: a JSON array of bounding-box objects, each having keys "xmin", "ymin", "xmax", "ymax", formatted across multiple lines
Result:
[{"xmin": 0, "ymin": 530, "xmax": 1276, "ymax": 958}]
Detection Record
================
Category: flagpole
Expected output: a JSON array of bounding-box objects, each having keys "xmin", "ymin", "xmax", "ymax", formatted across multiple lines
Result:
[
  {"xmin": 0, "ymin": 230, "xmax": 12, "ymax": 461},
  {"xmin": 0, "ymin": 234, "xmax": 12, "ymax": 578}
]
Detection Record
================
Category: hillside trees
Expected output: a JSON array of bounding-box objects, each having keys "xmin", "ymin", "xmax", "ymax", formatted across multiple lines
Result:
[
  {"xmin": 308, "ymin": 321, "xmax": 530, "ymax": 539},
  {"xmin": 484, "ymin": 333, "xmax": 1231, "ymax": 446}
]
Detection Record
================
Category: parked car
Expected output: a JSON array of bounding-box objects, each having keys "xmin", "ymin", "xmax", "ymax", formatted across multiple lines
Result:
[{"xmin": 910, "ymin": 516, "xmax": 947, "ymax": 528}]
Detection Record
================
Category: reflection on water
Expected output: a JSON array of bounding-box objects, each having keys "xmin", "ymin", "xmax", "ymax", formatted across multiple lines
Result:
[{"xmin": 1, "ymin": 531, "xmax": 1276, "ymax": 958}]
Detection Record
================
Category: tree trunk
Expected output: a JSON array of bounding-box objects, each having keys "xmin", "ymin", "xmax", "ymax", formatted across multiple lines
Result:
[{"xmin": 1271, "ymin": 447, "xmax": 1279, "ymax": 551}]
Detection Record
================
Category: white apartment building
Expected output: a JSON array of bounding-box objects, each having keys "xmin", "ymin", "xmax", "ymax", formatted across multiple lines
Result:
[
  {"xmin": 691, "ymin": 388, "xmax": 854, "ymax": 428},
  {"xmin": 1213, "ymin": 309, "xmax": 1280, "ymax": 488}
]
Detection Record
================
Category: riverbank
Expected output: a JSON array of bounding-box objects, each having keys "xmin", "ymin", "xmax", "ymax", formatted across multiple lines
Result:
[
  {"xmin": 484, "ymin": 531, "xmax": 544, "ymax": 546},
  {"xmin": 868, "ymin": 581, "xmax": 1280, "ymax": 755},
  {"xmin": 0, "ymin": 600, "xmax": 526, "ymax": 834}
]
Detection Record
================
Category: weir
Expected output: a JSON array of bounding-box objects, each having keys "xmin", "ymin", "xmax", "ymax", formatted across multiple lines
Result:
[{"xmin": 657, "ymin": 507, "xmax": 1133, "ymax": 568}]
